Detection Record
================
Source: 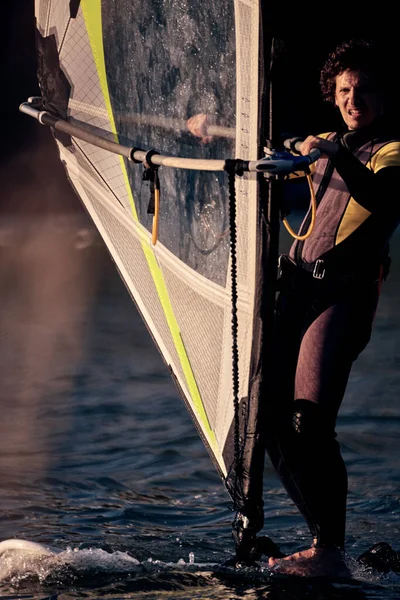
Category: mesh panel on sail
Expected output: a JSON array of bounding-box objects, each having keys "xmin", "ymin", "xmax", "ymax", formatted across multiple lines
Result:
[
  {"xmin": 160, "ymin": 262, "xmax": 226, "ymax": 429},
  {"xmin": 83, "ymin": 188, "xmax": 187, "ymax": 389}
]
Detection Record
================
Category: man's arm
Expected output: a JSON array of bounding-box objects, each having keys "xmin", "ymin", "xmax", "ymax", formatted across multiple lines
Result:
[
  {"xmin": 332, "ymin": 142, "xmax": 400, "ymax": 216},
  {"xmin": 300, "ymin": 135, "xmax": 400, "ymax": 216}
]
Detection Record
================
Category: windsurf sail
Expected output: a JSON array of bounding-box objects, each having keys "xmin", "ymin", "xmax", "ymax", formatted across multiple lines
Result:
[{"xmin": 21, "ymin": 1, "xmax": 317, "ymax": 528}]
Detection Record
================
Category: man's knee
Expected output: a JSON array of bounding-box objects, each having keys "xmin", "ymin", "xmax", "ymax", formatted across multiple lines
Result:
[
  {"xmin": 265, "ymin": 398, "xmax": 337, "ymax": 467},
  {"xmin": 291, "ymin": 399, "xmax": 336, "ymax": 446}
]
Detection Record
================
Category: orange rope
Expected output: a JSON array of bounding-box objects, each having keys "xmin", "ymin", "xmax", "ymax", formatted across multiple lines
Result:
[{"xmin": 282, "ymin": 173, "xmax": 316, "ymax": 240}]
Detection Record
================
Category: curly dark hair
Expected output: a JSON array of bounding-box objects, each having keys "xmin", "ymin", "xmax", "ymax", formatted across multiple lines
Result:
[{"xmin": 320, "ymin": 39, "xmax": 384, "ymax": 104}]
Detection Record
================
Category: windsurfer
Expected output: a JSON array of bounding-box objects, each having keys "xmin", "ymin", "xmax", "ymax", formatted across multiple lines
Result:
[{"xmin": 188, "ymin": 38, "xmax": 400, "ymax": 577}]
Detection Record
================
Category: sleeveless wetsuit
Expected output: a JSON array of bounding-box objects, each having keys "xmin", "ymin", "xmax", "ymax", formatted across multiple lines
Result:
[{"xmin": 265, "ymin": 119, "xmax": 400, "ymax": 548}]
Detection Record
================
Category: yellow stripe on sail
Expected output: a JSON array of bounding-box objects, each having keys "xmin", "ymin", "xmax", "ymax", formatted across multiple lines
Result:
[
  {"xmin": 80, "ymin": 0, "xmax": 218, "ymax": 457},
  {"xmin": 80, "ymin": 0, "xmax": 137, "ymax": 221}
]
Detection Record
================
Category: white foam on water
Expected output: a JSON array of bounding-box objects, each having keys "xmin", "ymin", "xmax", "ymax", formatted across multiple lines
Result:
[
  {"xmin": 59, "ymin": 546, "xmax": 141, "ymax": 572},
  {"xmin": 0, "ymin": 538, "xmax": 59, "ymax": 583},
  {"xmin": 0, "ymin": 539, "xmax": 57, "ymax": 557},
  {"xmin": 0, "ymin": 539, "xmax": 141, "ymax": 584}
]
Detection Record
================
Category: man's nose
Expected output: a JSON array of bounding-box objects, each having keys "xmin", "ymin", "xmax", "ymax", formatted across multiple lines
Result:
[{"xmin": 349, "ymin": 88, "xmax": 362, "ymax": 104}]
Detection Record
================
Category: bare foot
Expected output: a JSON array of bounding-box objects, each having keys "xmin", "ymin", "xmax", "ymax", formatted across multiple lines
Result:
[{"xmin": 268, "ymin": 546, "xmax": 351, "ymax": 578}]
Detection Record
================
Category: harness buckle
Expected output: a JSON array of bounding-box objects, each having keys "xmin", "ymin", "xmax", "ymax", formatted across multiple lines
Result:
[{"xmin": 313, "ymin": 259, "xmax": 325, "ymax": 279}]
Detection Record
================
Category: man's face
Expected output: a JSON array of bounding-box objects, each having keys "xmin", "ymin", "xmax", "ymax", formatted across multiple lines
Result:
[{"xmin": 335, "ymin": 69, "xmax": 384, "ymax": 130}]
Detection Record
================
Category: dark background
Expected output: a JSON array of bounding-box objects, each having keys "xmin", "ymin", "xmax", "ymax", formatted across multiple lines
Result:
[
  {"xmin": 1, "ymin": 1, "xmax": 398, "ymax": 213},
  {"xmin": 0, "ymin": 0, "xmax": 84, "ymax": 216}
]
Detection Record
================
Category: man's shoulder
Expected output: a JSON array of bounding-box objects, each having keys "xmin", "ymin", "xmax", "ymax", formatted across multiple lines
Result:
[{"xmin": 372, "ymin": 140, "xmax": 400, "ymax": 171}]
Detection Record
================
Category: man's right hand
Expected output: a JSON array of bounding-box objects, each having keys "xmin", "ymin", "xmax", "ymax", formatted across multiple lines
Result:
[
  {"xmin": 187, "ymin": 113, "xmax": 213, "ymax": 144},
  {"xmin": 299, "ymin": 135, "xmax": 339, "ymax": 159}
]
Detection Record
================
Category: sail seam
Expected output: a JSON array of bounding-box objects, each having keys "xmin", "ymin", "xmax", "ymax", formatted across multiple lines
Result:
[
  {"xmin": 72, "ymin": 138, "xmax": 127, "ymax": 209},
  {"xmin": 59, "ymin": 17, "xmax": 72, "ymax": 54},
  {"xmin": 45, "ymin": 0, "xmax": 52, "ymax": 35}
]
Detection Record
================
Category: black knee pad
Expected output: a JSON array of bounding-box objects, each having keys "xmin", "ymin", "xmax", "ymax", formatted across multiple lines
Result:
[{"xmin": 292, "ymin": 399, "xmax": 335, "ymax": 443}]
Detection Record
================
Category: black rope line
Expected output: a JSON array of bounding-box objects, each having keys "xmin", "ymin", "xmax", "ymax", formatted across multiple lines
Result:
[{"xmin": 225, "ymin": 160, "xmax": 242, "ymax": 510}]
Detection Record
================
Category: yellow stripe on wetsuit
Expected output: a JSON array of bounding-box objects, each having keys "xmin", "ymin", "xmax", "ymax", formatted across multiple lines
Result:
[{"xmin": 337, "ymin": 141, "xmax": 400, "ymax": 243}]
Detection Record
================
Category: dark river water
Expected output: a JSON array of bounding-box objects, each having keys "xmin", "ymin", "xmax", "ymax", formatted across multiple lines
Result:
[{"xmin": 0, "ymin": 131, "xmax": 399, "ymax": 599}]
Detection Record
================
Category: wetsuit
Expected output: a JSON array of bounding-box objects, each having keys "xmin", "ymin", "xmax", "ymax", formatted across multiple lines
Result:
[{"xmin": 265, "ymin": 119, "xmax": 400, "ymax": 549}]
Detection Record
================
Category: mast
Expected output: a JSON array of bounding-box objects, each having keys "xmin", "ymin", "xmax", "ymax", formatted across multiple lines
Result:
[{"xmin": 233, "ymin": 10, "xmax": 283, "ymax": 527}]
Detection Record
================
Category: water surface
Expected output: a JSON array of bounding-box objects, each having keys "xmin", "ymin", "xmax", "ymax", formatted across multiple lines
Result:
[{"xmin": 0, "ymin": 207, "xmax": 399, "ymax": 599}]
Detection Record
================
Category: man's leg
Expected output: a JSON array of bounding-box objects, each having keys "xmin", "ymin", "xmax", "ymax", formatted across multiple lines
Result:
[{"xmin": 267, "ymin": 292, "xmax": 377, "ymax": 575}]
